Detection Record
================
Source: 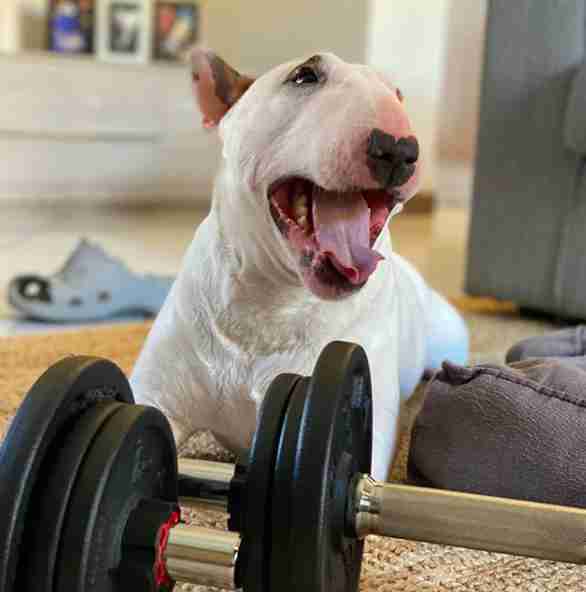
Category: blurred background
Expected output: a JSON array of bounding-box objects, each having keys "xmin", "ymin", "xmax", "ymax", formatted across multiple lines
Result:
[{"xmin": 0, "ymin": 0, "xmax": 487, "ymax": 333}]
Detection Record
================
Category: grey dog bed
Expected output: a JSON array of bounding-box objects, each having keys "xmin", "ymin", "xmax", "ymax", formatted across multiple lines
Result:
[{"xmin": 408, "ymin": 326, "xmax": 586, "ymax": 508}]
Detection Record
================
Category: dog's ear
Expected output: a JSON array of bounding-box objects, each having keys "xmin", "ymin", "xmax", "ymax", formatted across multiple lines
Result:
[{"xmin": 190, "ymin": 48, "xmax": 255, "ymax": 128}]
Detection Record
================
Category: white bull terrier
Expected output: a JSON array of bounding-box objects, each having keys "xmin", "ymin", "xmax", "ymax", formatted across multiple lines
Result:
[{"xmin": 131, "ymin": 49, "xmax": 469, "ymax": 480}]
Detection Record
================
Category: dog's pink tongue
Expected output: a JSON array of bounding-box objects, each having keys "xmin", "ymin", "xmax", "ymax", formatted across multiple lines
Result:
[{"xmin": 313, "ymin": 189, "xmax": 384, "ymax": 285}]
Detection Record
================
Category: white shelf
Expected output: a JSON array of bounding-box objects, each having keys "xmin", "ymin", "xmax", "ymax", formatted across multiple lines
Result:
[{"xmin": 0, "ymin": 49, "xmax": 219, "ymax": 205}]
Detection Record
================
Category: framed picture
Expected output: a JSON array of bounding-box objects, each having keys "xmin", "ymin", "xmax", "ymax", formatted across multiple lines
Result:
[
  {"xmin": 97, "ymin": 0, "xmax": 153, "ymax": 64},
  {"xmin": 154, "ymin": 1, "xmax": 199, "ymax": 62},
  {"xmin": 48, "ymin": 0, "xmax": 95, "ymax": 55}
]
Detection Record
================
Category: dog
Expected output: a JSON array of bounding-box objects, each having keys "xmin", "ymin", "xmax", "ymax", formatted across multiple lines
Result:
[{"xmin": 131, "ymin": 49, "xmax": 469, "ymax": 480}]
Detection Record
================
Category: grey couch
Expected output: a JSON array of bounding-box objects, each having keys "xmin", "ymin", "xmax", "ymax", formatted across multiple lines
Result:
[{"xmin": 466, "ymin": 0, "xmax": 586, "ymax": 319}]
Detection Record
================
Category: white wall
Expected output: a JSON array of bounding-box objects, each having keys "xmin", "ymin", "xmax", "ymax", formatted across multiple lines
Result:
[
  {"xmin": 367, "ymin": 0, "xmax": 450, "ymax": 192},
  {"xmin": 0, "ymin": 1, "xmax": 20, "ymax": 53},
  {"xmin": 204, "ymin": 0, "xmax": 369, "ymax": 73},
  {"xmin": 0, "ymin": 0, "xmax": 48, "ymax": 53},
  {"xmin": 437, "ymin": 0, "xmax": 487, "ymax": 163}
]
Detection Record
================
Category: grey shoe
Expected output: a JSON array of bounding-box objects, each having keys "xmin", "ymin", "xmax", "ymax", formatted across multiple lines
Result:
[{"xmin": 8, "ymin": 239, "xmax": 174, "ymax": 323}]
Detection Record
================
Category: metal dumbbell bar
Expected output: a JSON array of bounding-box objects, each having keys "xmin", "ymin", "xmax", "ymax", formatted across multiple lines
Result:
[
  {"xmin": 177, "ymin": 458, "xmax": 586, "ymax": 586},
  {"xmin": 2, "ymin": 343, "xmax": 586, "ymax": 592}
]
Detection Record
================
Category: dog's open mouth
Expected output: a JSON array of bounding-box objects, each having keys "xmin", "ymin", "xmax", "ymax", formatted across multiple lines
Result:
[{"xmin": 268, "ymin": 177, "xmax": 398, "ymax": 297}]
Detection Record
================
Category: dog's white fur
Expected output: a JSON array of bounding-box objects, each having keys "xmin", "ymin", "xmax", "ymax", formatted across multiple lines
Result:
[{"xmin": 131, "ymin": 51, "xmax": 467, "ymax": 480}]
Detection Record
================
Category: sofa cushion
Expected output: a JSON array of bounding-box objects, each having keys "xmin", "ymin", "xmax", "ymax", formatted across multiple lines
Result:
[{"xmin": 565, "ymin": 62, "xmax": 586, "ymax": 155}]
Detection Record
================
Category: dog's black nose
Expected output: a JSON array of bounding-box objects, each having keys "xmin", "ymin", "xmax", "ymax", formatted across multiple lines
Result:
[{"xmin": 366, "ymin": 129, "xmax": 419, "ymax": 189}]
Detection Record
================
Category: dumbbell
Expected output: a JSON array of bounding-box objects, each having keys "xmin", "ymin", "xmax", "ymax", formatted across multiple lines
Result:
[{"xmin": 3, "ymin": 342, "xmax": 586, "ymax": 592}]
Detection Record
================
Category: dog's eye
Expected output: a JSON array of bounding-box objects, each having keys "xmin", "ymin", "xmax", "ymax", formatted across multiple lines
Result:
[{"xmin": 287, "ymin": 65, "xmax": 320, "ymax": 86}]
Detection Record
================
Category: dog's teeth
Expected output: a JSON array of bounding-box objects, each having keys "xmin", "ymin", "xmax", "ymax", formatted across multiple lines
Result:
[
  {"xmin": 293, "ymin": 193, "xmax": 308, "ymax": 212},
  {"xmin": 293, "ymin": 193, "xmax": 309, "ymax": 207},
  {"xmin": 291, "ymin": 192, "xmax": 310, "ymax": 229},
  {"xmin": 294, "ymin": 209, "xmax": 308, "ymax": 226}
]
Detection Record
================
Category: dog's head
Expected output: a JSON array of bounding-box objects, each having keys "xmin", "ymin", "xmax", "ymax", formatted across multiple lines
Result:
[{"xmin": 192, "ymin": 49, "xmax": 421, "ymax": 300}]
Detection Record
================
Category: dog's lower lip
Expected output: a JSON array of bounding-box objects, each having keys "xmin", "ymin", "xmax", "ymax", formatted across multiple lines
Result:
[{"xmin": 308, "ymin": 252, "xmax": 366, "ymax": 295}]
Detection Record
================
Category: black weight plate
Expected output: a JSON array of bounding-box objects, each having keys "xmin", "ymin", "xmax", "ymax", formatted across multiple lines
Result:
[
  {"xmin": 270, "ymin": 377, "xmax": 310, "ymax": 588},
  {"xmin": 21, "ymin": 401, "xmax": 125, "ymax": 592},
  {"xmin": 0, "ymin": 356, "xmax": 134, "ymax": 592},
  {"xmin": 56, "ymin": 404, "xmax": 178, "ymax": 592},
  {"xmin": 239, "ymin": 373, "xmax": 302, "ymax": 592},
  {"xmin": 285, "ymin": 341, "xmax": 373, "ymax": 592}
]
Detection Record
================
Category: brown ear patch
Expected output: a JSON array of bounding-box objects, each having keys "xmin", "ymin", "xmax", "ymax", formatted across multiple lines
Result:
[
  {"xmin": 191, "ymin": 48, "xmax": 255, "ymax": 127},
  {"xmin": 208, "ymin": 53, "xmax": 255, "ymax": 108},
  {"xmin": 396, "ymin": 88, "xmax": 404, "ymax": 102}
]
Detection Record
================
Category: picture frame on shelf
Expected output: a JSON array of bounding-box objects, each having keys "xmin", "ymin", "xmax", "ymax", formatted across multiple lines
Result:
[
  {"xmin": 154, "ymin": 1, "xmax": 199, "ymax": 62},
  {"xmin": 97, "ymin": 0, "xmax": 153, "ymax": 64},
  {"xmin": 48, "ymin": 0, "xmax": 95, "ymax": 55}
]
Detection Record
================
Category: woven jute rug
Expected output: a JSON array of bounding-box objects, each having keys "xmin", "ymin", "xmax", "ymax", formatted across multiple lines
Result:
[{"xmin": 2, "ymin": 299, "xmax": 585, "ymax": 591}]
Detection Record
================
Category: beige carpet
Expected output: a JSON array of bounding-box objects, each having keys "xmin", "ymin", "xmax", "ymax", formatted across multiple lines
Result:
[{"xmin": 2, "ymin": 301, "xmax": 586, "ymax": 591}]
